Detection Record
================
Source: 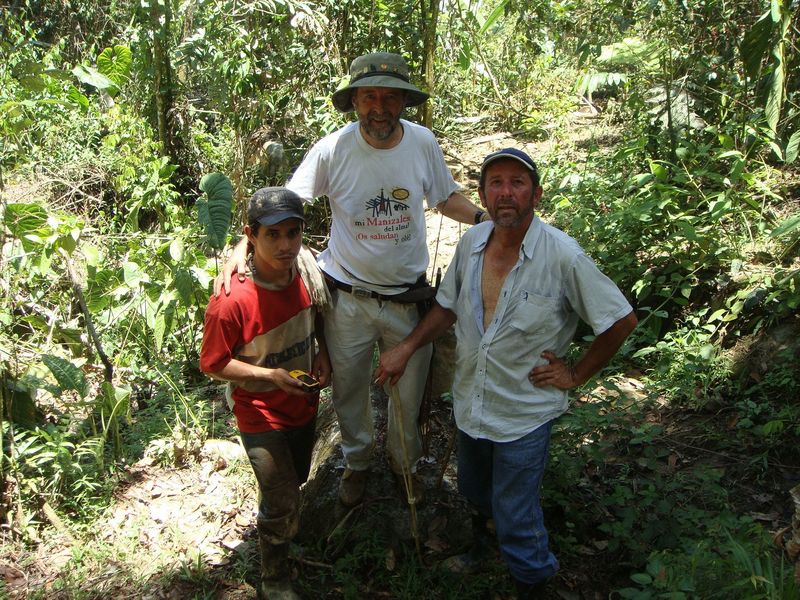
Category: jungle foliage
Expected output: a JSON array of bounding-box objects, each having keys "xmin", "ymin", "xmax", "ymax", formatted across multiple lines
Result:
[{"xmin": 1, "ymin": 0, "xmax": 799, "ymax": 598}]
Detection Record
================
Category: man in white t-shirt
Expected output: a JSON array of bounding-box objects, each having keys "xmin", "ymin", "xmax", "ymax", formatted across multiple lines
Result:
[{"xmin": 218, "ymin": 52, "xmax": 489, "ymax": 508}]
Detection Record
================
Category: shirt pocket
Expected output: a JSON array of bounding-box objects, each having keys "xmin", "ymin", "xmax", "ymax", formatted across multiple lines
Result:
[{"xmin": 509, "ymin": 291, "xmax": 561, "ymax": 333}]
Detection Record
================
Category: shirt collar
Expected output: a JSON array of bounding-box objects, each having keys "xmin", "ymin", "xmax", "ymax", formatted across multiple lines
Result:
[
  {"xmin": 470, "ymin": 216, "xmax": 541, "ymax": 258},
  {"xmin": 520, "ymin": 216, "xmax": 541, "ymax": 259}
]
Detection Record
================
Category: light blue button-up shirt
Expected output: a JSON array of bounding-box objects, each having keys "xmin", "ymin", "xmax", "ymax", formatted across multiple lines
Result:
[{"xmin": 436, "ymin": 216, "xmax": 633, "ymax": 442}]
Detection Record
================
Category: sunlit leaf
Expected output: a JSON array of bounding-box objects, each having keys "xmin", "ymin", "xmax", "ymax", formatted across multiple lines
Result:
[
  {"xmin": 784, "ymin": 130, "xmax": 799, "ymax": 164},
  {"xmin": 97, "ymin": 45, "xmax": 132, "ymax": 86},
  {"xmin": 764, "ymin": 53, "xmax": 784, "ymax": 134},
  {"xmin": 67, "ymin": 85, "xmax": 90, "ymax": 110},
  {"xmin": 72, "ymin": 65, "xmax": 118, "ymax": 93},
  {"xmin": 479, "ymin": 0, "xmax": 510, "ymax": 34},
  {"xmin": 4, "ymin": 203, "xmax": 48, "ymax": 236},
  {"xmin": 770, "ymin": 213, "xmax": 800, "ymax": 238},
  {"xmin": 198, "ymin": 173, "xmax": 233, "ymax": 251},
  {"xmin": 42, "ymin": 354, "xmax": 88, "ymax": 398}
]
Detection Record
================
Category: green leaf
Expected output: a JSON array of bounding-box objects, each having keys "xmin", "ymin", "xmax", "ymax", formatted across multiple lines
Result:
[
  {"xmin": 740, "ymin": 12, "xmax": 773, "ymax": 80},
  {"xmin": 101, "ymin": 382, "xmax": 131, "ymax": 425},
  {"xmin": 770, "ymin": 213, "xmax": 800, "ymax": 237},
  {"xmin": 174, "ymin": 267, "xmax": 196, "ymax": 306},
  {"xmin": 4, "ymin": 203, "xmax": 48, "ymax": 236},
  {"xmin": 123, "ymin": 260, "xmax": 149, "ymax": 287},
  {"xmin": 42, "ymin": 354, "xmax": 88, "ymax": 398},
  {"xmin": 770, "ymin": 0, "xmax": 781, "ymax": 21},
  {"xmin": 458, "ymin": 38, "xmax": 472, "ymax": 70},
  {"xmin": 72, "ymin": 65, "xmax": 118, "ymax": 93},
  {"xmin": 631, "ymin": 572, "xmax": 653, "ymax": 585},
  {"xmin": 67, "ymin": 85, "xmax": 90, "ymax": 111},
  {"xmin": 82, "ymin": 242, "xmax": 100, "ymax": 267},
  {"xmin": 628, "ymin": 173, "xmax": 654, "ymax": 190},
  {"xmin": 153, "ymin": 309, "xmax": 166, "ymax": 353},
  {"xmin": 479, "ymin": 0, "xmax": 511, "ymax": 34},
  {"xmin": 785, "ymin": 130, "xmax": 800, "ymax": 164},
  {"xmin": 19, "ymin": 74, "xmax": 46, "ymax": 93},
  {"xmin": 764, "ymin": 54, "xmax": 784, "ymax": 134},
  {"xmin": 169, "ymin": 239, "xmax": 184, "ymax": 262},
  {"xmin": 97, "ymin": 45, "xmax": 132, "ymax": 86},
  {"xmin": 708, "ymin": 309, "xmax": 728, "ymax": 322},
  {"xmin": 198, "ymin": 173, "xmax": 233, "ymax": 251}
]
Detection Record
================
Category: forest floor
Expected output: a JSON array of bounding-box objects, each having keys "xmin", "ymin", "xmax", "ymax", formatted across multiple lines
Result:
[{"xmin": 4, "ymin": 113, "xmax": 800, "ymax": 599}]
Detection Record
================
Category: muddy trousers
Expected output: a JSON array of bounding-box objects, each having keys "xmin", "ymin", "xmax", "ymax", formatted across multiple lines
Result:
[{"xmin": 239, "ymin": 418, "xmax": 316, "ymax": 583}]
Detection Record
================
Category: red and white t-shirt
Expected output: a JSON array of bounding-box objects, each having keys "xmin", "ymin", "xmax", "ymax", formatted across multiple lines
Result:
[{"xmin": 200, "ymin": 273, "xmax": 318, "ymax": 433}]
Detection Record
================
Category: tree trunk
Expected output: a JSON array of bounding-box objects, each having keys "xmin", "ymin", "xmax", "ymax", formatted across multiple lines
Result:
[
  {"xmin": 421, "ymin": 0, "xmax": 440, "ymax": 130},
  {"xmin": 150, "ymin": 0, "xmax": 174, "ymax": 159}
]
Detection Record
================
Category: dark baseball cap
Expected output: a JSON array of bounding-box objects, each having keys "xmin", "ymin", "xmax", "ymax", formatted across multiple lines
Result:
[
  {"xmin": 480, "ymin": 148, "xmax": 538, "ymax": 177},
  {"xmin": 248, "ymin": 187, "xmax": 305, "ymax": 226}
]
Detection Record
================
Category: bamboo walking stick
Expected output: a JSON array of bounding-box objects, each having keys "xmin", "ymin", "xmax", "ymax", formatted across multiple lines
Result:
[{"xmin": 389, "ymin": 384, "xmax": 422, "ymax": 560}]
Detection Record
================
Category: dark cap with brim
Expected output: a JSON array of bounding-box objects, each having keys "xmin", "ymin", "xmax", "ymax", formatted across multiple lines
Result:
[
  {"xmin": 248, "ymin": 187, "xmax": 305, "ymax": 226},
  {"xmin": 331, "ymin": 52, "xmax": 429, "ymax": 113},
  {"xmin": 480, "ymin": 148, "xmax": 538, "ymax": 175}
]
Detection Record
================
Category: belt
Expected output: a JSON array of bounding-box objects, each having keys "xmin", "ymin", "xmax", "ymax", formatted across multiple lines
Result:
[{"xmin": 325, "ymin": 275, "xmax": 403, "ymax": 301}]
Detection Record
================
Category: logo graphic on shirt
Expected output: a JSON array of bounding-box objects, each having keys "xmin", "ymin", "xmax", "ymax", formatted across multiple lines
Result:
[
  {"xmin": 354, "ymin": 188, "xmax": 413, "ymax": 244},
  {"xmin": 365, "ymin": 187, "xmax": 410, "ymax": 217}
]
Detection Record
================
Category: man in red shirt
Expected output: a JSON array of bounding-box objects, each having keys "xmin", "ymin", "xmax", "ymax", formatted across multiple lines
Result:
[{"xmin": 201, "ymin": 187, "xmax": 331, "ymax": 600}]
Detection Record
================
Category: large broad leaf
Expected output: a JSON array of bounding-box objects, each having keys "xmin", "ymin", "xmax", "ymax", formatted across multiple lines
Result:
[
  {"xmin": 72, "ymin": 65, "xmax": 118, "ymax": 94},
  {"xmin": 4, "ymin": 203, "xmax": 48, "ymax": 237},
  {"xmin": 97, "ymin": 45, "xmax": 132, "ymax": 86},
  {"xmin": 764, "ymin": 49, "xmax": 784, "ymax": 134},
  {"xmin": 174, "ymin": 267, "xmax": 196, "ymax": 306},
  {"xmin": 198, "ymin": 173, "xmax": 233, "ymax": 251},
  {"xmin": 785, "ymin": 130, "xmax": 800, "ymax": 164},
  {"xmin": 42, "ymin": 354, "xmax": 88, "ymax": 399},
  {"xmin": 740, "ymin": 12, "xmax": 773, "ymax": 80},
  {"xmin": 67, "ymin": 85, "xmax": 90, "ymax": 111}
]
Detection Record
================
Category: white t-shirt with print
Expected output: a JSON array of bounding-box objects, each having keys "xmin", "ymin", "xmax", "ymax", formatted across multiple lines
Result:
[{"xmin": 287, "ymin": 119, "xmax": 460, "ymax": 294}]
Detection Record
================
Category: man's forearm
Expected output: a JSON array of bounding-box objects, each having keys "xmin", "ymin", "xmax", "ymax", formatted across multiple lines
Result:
[
  {"xmin": 572, "ymin": 311, "xmax": 638, "ymax": 384},
  {"xmin": 210, "ymin": 359, "xmax": 273, "ymax": 383},
  {"xmin": 437, "ymin": 191, "xmax": 488, "ymax": 225},
  {"xmin": 406, "ymin": 303, "xmax": 457, "ymax": 350}
]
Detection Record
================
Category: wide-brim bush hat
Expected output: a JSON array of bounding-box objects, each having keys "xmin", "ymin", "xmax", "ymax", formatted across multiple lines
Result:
[{"xmin": 331, "ymin": 52, "xmax": 430, "ymax": 113}]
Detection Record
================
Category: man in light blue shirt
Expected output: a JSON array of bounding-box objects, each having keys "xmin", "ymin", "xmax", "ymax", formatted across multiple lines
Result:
[{"xmin": 374, "ymin": 148, "xmax": 637, "ymax": 598}]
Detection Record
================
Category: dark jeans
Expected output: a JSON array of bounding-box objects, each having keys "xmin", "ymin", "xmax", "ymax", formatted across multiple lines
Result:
[
  {"xmin": 457, "ymin": 421, "xmax": 559, "ymax": 585},
  {"xmin": 239, "ymin": 417, "xmax": 316, "ymax": 544}
]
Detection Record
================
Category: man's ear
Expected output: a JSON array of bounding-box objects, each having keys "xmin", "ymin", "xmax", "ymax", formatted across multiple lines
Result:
[
  {"xmin": 244, "ymin": 224, "xmax": 255, "ymax": 244},
  {"xmin": 478, "ymin": 188, "xmax": 487, "ymax": 209},
  {"xmin": 532, "ymin": 186, "xmax": 543, "ymax": 208}
]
